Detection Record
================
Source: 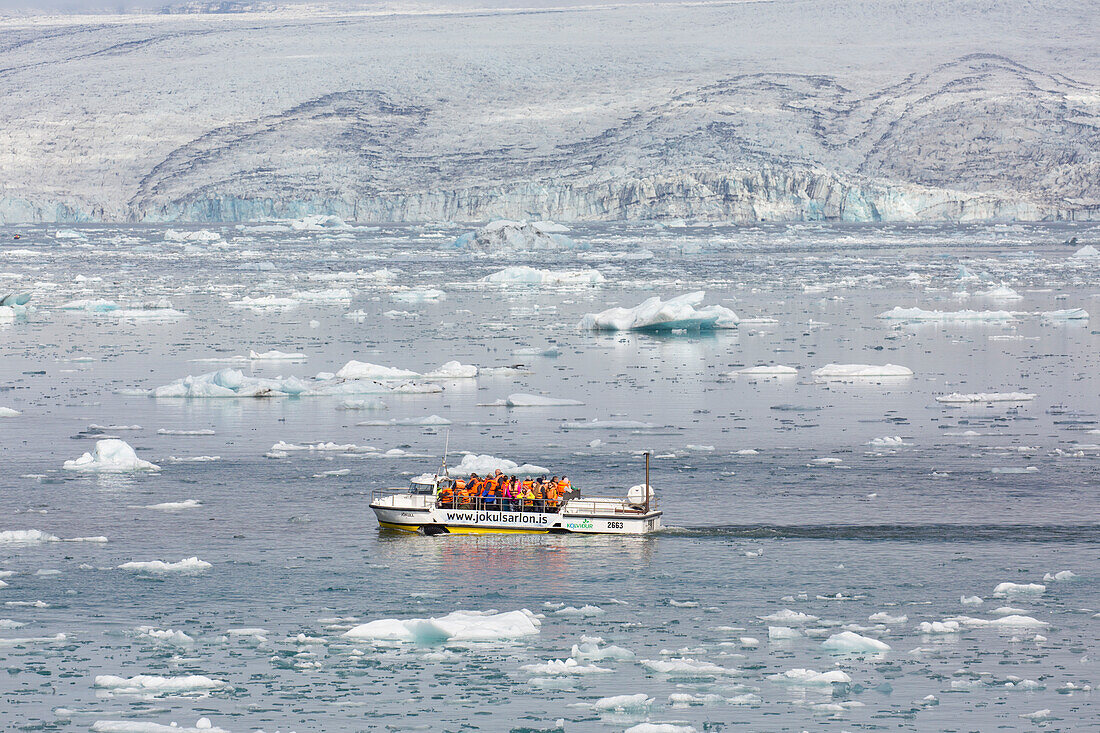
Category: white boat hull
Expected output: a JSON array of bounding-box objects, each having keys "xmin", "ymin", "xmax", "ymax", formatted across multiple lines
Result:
[{"xmin": 371, "ymin": 500, "xmax": 661, "ymax": 535}]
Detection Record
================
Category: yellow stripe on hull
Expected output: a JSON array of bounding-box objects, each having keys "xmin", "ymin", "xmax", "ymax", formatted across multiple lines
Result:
[
  {"xmin": 443, "ymin": 526, "xmax": 550, "ymax": 535},
  {"xmin": 378, "ymin": 521, "xmax": 422, "ymax": 533}
]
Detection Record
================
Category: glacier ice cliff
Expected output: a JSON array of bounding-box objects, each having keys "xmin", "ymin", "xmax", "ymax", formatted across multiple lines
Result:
[{"xmin": 0, "ymin": 1, "xmax": 1097, "ymax": 224}]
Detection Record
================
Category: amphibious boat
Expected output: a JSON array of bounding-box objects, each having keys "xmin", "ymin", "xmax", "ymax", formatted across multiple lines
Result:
[{"xmin": 370, "ymin": 453, "xmax": 662, "ymax": 535}]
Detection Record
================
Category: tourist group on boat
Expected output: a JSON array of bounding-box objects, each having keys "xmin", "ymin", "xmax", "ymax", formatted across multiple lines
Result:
[{"xmin": 436, "ymin": 469, "xmax": 576, "ymax": 513}]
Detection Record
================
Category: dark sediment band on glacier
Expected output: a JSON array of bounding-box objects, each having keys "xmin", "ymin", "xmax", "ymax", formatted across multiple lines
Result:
[{"xmin": 665, "ymin": 524, "xmax": 1100, "ymax": 543}]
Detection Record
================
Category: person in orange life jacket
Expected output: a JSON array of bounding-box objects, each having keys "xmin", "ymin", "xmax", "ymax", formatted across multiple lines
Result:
[
  {"xmin": 437, "ymin": 481, "xmax": 454, "ymax": 508},
  {"xmin": 500, "ymin": 474, "xmax": 518, "ymax": 511},
  {"xmin": 479, "ymin": 477, "xmax": 497, "ymax": 507}
]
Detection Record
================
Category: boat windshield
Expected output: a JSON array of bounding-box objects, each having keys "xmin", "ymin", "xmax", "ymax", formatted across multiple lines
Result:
[{"xmin": 409, "ymin": 480, "xmax": 436, "ymax": 494}]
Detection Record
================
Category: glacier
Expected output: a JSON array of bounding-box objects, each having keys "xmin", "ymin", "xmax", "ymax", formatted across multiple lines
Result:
[{"xmin": 0, "ymin": 0, "xmax": 1097, "ymax": 224}]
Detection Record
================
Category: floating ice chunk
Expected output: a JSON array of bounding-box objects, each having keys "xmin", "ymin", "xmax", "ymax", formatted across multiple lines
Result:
[
  {"xmin": 641, "ymin": 658, "xmax": 739, "ymax": 675},
  {"xmin": 481, "ymin": 266, "xmax": 604, "ymax": 285},
  {"xmin": 0, "ymin": 632, "xmax": 67, "ymax": 647},
  {"xmin": 993, "ymin": 582, "xmax": 1046, "ymax": 597},
  {"xmin": 554, "ymin": 604, "xmax": 604, "ymax": 617},
  {"xmin": 143, "ymin": 500, "xmax": 201, "ymax": 511},
  {"xmin": 93, "ymin": 674, "xmax": 226, "ymax": 695},
  {"xmin": 771, "ymin": 668, "xmax": 852, "ymax": 685},
  {"xmin": 768, "ymin": 626, "xmax": 802, "ymax": 639},
  {"xmin": 918, "ymin": 620, "xmax": 960, "ymax": 634},
  {"xmin": 335, "ymin": 361, "xmax": 420, "ymax": 380},
  {"xmin": 936, "ymin": 392, "xmax": 1036, "ymax": 403},
  {"xmin": 0, "ymin": 530, "xmax": 60, "ymax": 544},
  {"xmin": 822, "ymin": 631, "xmax": 890, "ymax": 653},
  {"xmin": 249, "ymin": 350, "xmax": 306, "ymax": 361},
  {"xmin": 112, "ymin": 308, "xmax": 188, "ymax": 321},
  {"xmin": 92, "ymin": 720, "xmax": 229, "ymax": 733},
  {"xmin": 868, "ymin": 612, "xmax": 907, "ymax": 624},
  {"xmin": 522, "ymin": 658, "xmax": 612, "ymax": 675},
  {"xmin": 624, "ymin": 724, "xmax": 696, "ymax": 733},
  {"xmin": 977, "ymin": 284, "xmax": 1023, "ymax": 300},
  {"xmin": 877, "ymin": 306, "xmax": 1015, "ymax": 321},
  {"xmin": 135, "ymin": 626, "xmax": 194, "ymax": 644},
  {"xmin": 949, "ymin": 614, "xmax": 1050, "ymax": 629},
  {"xmin": 1071, "ymin": 244, "xmax": 1100, "ymax": 258},
  {"xmin": 117, "ymin": 557, "xmax": 211, "ymax": 575},
  {"xmin": 338, "ymin": 397, "xmax": 388, "ymax": 411},
  {"xmin": 733, "ymin": 365, "xmax": 797, "ymax": 376},
  {"xmin": 0, "ymin": 407, "xmax": 19, "ymax": 417},
  {"xmin": 868, "ymin": 436, "xmax": 906, "ymax": 447},
  {"xmin": 1019, "ymin": 709, "xmax": 1055, "ymax": 721},
  {"xmin": 593, "ymin": 693, "xmax": 652, "ymax": 711},
  {"xmin": 571, "ymin": 638, "xmax": 635, "ymax": 661},
  {"xmin": 503, "ymin": 393, "xmax": 584, "ymax": 407},
  {"xmin": 1043, "ymin": 570, "xmax": 1077, "ymax": 582},
  {"xmin": 451, "ymin": 454, "xmax": 549, "ymax": 476},
  {"xmin": 579, "ymin": 291, "xmax": 737, "ymax": 331},
  {"xmin": 63, "ymin": 439, "xmax": 159, "ymax": 472},
  {"xmin": 289, "ymin": 214, "xmax": 350, "ymax": 231},
  {"xmin": 813, "ymin": 363, "xmax": 913, "ymax": 379},
  {"xmin": 291, "ymin": 288, "xmax": 352, "ymax": 302},
  {"xmin": 271, "ymin": 441, "xmax": 376, "ymax": 453},
  {"xmin": 960, "ymin": 596, "xmax": 984, "ymax": 606},
  {"xmin": 357, "ymin": 415, "xmax": 451, "ymax": 427},
  {"xmin": 230, "ymin": 295, "xmax": 300, "ymax": 309},
  {"xmin": 759, "ymin": 609, "xmax": 818, "ymax": 624},
  {"xmin": 59, "ymin": 298, "xmax": 119, "ymax": 312},
  {"xmin": 344, "ymin": 609, "xmax": 540, "ymax": 644},
  {"xmin": 391, "ymin": 288, "xmax": 446, "ymax": 303},
  {"xmin": 422, "ymin": 361, "xmax": 478, "ymax": 379},
  {"xmin": 164, "ymin": 229, "xmax": 221, "ymax": 243},
  {"xmin": 1041, "ymin": 308, "xmax": 1089, "ymax": 320},
  {"xmin": 453, "ymin": 220, "xmax": 582, "ymax": 252},
  {"xmin": 560, "ymin": 419, "xmax": 656, "ymax": 430}
]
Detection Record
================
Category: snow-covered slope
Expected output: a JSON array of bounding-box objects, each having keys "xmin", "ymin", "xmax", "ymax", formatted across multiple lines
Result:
[{"xmin": 0, "ymin": 0, "xmax": 1097, "ymax": 223}]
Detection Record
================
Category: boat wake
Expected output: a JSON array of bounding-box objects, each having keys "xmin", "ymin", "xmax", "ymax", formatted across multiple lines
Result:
[{"xmin": 662, "ymin": 523, "xmax": 1100, "ymax": 543}]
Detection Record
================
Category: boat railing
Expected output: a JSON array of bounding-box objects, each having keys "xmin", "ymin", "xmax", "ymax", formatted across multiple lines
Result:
[
  {"xmin": 370, "ymin": 488, "xmax": 434, "ymax": 509},
  {"xmin": 560, "ymin": 496, "xmax": 654, "ymax": 516}
]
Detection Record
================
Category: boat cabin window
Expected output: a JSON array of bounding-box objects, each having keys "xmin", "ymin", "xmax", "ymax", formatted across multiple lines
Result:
[{"xmin": 409, "ymin": 480, "xmax": 436, "ymax": 495}]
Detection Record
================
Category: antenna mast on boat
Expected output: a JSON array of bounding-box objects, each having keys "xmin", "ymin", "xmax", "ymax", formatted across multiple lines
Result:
[
  {"xmin": 441, "ymin": 429, "xmax": 450, "ymax": 477},
  {"xmin": 644, "ymin": 451, "xmax": 651, "ymax": 513}
]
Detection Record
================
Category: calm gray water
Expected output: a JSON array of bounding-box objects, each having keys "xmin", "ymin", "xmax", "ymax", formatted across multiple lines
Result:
[{"xmin": 0, "ymin": 221, "xmax": 1097, "ymax": 732}]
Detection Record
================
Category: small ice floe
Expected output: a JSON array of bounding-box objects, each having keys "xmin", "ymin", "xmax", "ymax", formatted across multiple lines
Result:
[
  {"xmin": 918, "ymin": 620, "xmax": 961, "ymax": 634},
  {"xmin": 554, "ymin": 604, "xmax": 605, "ymax": 617},
  {"xmin": 142, "ymin": 499, "xmax": 201, "ymax": 511},
  {"xmin": 813, "ymin": 363, "xmax": 913, "ymax": 379},
  {"xmin": 936, "ymin": 392, "xmax": 1036, "ymax": 403},
  {"xmin": 623, "ymin": 724, "xmax": 697, "ymax": 733},
  {"xmin": 63, "ymin": 439, "xmax": 159, "ymax": 472},
  {"xmin": 357, "ymin": 415, "xmax": 451, "ymax": 427},
  {"xmin": 1041, "ymin": 308, "xmax": 1089, "ymax": 321},
  {"xmin": 559, "ymin": 419, "xmax": 656, "ymax": 430},
  {"xmin": 0, "ymin": 633, "xmax": 67, "ymax": 647},
  {"xmin": 950, "ymin": 615, "xmax": 1050, "ymax": 629},
  {"xmin": 93, "ymin": 674, "xmax": 226, "ymax": 695},
  {"xmin": 134, "ymin": 626, "xmax": 194, "ymax": 644},
  {"xmin": 480, "ymin": 266, "xmax": 604, "ymax": 285},
  {"xmin": 165, "ymin": 229, "xmax": 222, "ymax": 243},
  {"xmin": 976, "ymin": 284, "xmax": 1024, "ymax": 300},
  {"xmin": 230, "ymin": 295, "xmax": 300, "ymax": 309},
  {"xmin": 1043, "ymin": 570, "xmax": 1077, "ymax": 582},
  {"xmin": 579, "ymin": 291, "xmax": 737, "ymax": 331},
  {"xmin": 522, "ymin": 658, "xmax": 611, "ymax": 675},
  {"xmin": 641, "ymin": 658, "xmax": 739, "ymax": 675},
  {"xmin": 731, "ymin": 365, "xmax": 797, "ymax": 377},
  {"xmin": 571, "ymin": 636, "xmax": 634, "ymax": 661},
  {"xmin": 270, "ymin": 441, "xmax": 375, "ymax": 453},
  {"xmin": 1071, "ymin": 244, "xmax": 1100, "ymax": 258},
  {"xmin": 759, "ymin": 609, "xmax": 818, "ymax": 624},
  {"xmin": 768, "ymin": 626, "xmax": 802, "ymax": 640},
  {"xmin": 0, "ymin": 407, "xmax": 20, "ymax": 417},
  {"xmin": 248, "ymin": 350, "xmax": 307, "ymax": 361},
  {"xmin": 391, "ymin": 288, "xmax": 446, "ymax": 303},
  {"xmin": 821, "ymin": 631, "xmax": 890, "ymax": 653},
  {"xmin": 450, "ymin": 453, "xmax": 549, "ymax": 476},
  {"xmin": 343, "ymin": 609, "xmax": 540, "ymax": 643},
  {"xmin": 337, "ymin": 398, "xmax": 387, "ymax": 411},
  {"xmin": 993, "ymin": 582, "xmax": 1046, "ymax": 598},
  {"xmin": 876, "ymin": 307, "xmax": 1015, "ymax": 322},
  {"xmin": 960, "ymin": 595, "xmax": 984, "ymax": 606},
  {"xmin": 157, "ymin": 429, "xmax": 215, "ymax": 436},
  {"xmin": 491, "ymin": 393, "xmax": 585, "ymax": 407},
  {"xmin": 869, "ymin": 612, "xmax": 907, "ymax": 624},
  {"xmin": 452, "ymin": 220, "xmax": 582, "ymax": 252},
  {"xmin": 769, "ymin": 668, "xmax": 851, "ymax": 686},
  {"xmin": 117, "ymin": 557, "xmax": 211, "ymax": 575},
  {"xmin": 112, "ymin": 308, "xmax": 189, "ymax": 321},
  {"xmin": 92, "ymin": 719, "xmax": 228, "ymax": 733},
  {"xmin": 592, "ymin": 693, "xmax": 652, "ymax": 712},
  {"xmin": 1019, "ymin": 709, "xmax": 1056, "ymax": 721},
  {"xmin": 60, "ymin": 299, "xmax": 119, "ymax": 312},
  {"xmin": 868, "ymin": 436, "xmax": 907, "ymax": 447},
  {"xmin": 291, "ymin": 288, "xmax": 352, "ymax": 303},
  {"xmin": 336, "ymin": 359, "xmax": 477, "ymax": 381}
]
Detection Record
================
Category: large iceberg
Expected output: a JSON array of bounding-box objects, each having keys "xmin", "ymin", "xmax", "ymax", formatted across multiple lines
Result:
[
  {"xmin": 451, "ymin": 453, "xmax": 549, "ymax": 476},
  {"xmin": 453, "ymin": 220, "xmax": 583, "ymax": 252},
  {"xmin": 344, "ymin": 609, "xmax": 540, "ymax": 644},
  {"xmin": 63, "ymin": 439, "xmax": 160, "ymax": 472},
  {"xmin": 579, "ymin": 292, "xmax": 738, "ymax": 332}
]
